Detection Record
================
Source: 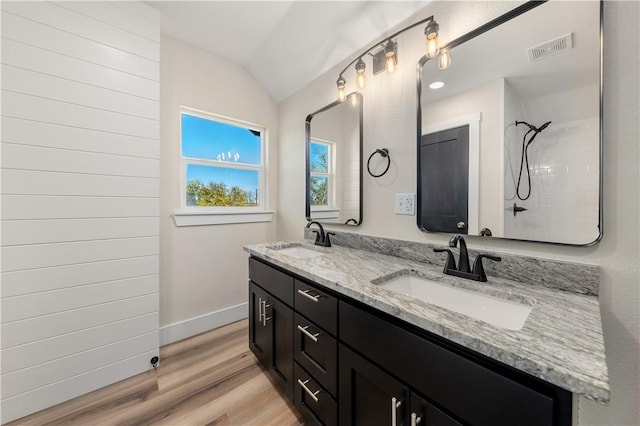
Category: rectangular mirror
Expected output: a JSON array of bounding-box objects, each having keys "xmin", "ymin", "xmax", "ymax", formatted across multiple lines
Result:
[
  {"xmin": 417, "ymin": 1, "xmax": 602, "ymax": 245},
  {"xmin": 306, "ymin": 93, "xmax": 363, "ymax": 225}
]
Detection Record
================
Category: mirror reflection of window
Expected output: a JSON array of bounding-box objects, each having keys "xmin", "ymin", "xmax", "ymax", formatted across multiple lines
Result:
[
  {"xmin": 306, "ymin": 93, "xmax": 362, "ymax": 225},
  {"xmin": 309, "ymin": 140, "xmax": 334, "ymax": 208}
]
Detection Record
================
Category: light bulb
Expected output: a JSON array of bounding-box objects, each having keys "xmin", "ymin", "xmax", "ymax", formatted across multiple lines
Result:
[
  {"xmin": 384, "ymin": 40, "xmax": 396, "ymax": 74},
  {"xmin": 437, "ymin": 49, "xmax": 451, "ymax": 70},
  {"xmin": 350, "ymin": 93, "xmax": 358, "ymax": 106},
  {"xmin": 336, "ymin": 76, "xmax": 346, "ymax": 102},
  {"xmin": 338, "ymin": 86, "xmax": 346, "ymax": 102},
  {"xmin": 425, "ymin": 36, "xmax": 439, "ymax": 59},
  {"xmin": 386, "ymin": 53, "xmax": 396, "ymax": 74},
  {"xmin": 424, "ymin": 18, "xmax": 440, "ymax": 59},
  {"xmin": 357, "ymin": 72, "xmax": 366, "ymax": 90},
  {"xmin": 355, "ymin": 58, "xmax": 366, "ymax": 90}
]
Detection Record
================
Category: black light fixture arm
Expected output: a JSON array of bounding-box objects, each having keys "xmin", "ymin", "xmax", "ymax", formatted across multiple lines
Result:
[{"xmin": 337, "ymin": 15, "xmax": 437, "ymax": 79}]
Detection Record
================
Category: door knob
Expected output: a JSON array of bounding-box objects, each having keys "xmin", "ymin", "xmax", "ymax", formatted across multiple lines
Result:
[{"xmin": 457, "ymin": 221, "xmax": 466, "ymax": 229}]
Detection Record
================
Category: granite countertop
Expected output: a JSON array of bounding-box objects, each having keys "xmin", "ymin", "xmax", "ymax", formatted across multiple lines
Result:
[{"xmin": 244, "ymin": 240, "xmax": 610, "ymax": 403}]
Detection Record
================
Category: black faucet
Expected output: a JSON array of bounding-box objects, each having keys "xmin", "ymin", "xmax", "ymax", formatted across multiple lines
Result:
[
  {"xmin": 433, "ymin": 234, "xmax": 501, "ymax": 282},
  {"xmin": 306, "ymin": 221, "xmax": 334, "ymax": 247},
  {"xmin": 448, "ymin": 234, "xmax": 471, "ymax": 272}
]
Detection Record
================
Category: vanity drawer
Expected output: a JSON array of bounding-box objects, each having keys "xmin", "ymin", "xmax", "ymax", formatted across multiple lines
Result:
[
  {"xmin": 294, "ymin": 362, "xmax": 338, "ymax": 426},
  {"xmin": 249, "ymin": 257, "xmax": 294, "ymax": 306},
  {"xmin": 294, "ymin": 280, "xmax": 337, "ymax": 335},
  {"xmin": 294, "ymin": 313, "xmax": 337, "ymax": 397}
]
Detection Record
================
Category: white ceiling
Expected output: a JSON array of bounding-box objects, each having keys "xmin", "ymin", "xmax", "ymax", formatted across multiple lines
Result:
[{"xmin": 147, "ymin": 1, "xmax": 430, "ymax": 102}]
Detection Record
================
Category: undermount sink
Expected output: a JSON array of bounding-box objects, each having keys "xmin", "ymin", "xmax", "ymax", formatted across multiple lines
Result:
[
  {"xmin": 377, "ymin": 273, "xmax": 533, "ymax": 331},
  {"xmin": 266, "ymin": 243, "xmax": 325, "ymax": 259}
]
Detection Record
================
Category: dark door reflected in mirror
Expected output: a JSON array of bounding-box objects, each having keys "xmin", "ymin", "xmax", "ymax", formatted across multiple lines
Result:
[
  {"xmin": 306, "ymin": 93, "xmax": 363, "ymax": 225},
  {"xmin": 417, "ymin": 1, "xmax": 602, "ymax": 245}
]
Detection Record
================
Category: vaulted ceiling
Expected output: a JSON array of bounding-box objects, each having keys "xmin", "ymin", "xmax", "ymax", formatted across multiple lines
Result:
[{"xmin": 148, "ymin": 1, "xmax": 430, "ymax": 102}]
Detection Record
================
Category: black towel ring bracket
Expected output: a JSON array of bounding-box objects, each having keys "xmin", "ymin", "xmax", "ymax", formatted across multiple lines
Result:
[{"xmin": 367, "ymin": 148, "xmax": 391, "ymax": 178}]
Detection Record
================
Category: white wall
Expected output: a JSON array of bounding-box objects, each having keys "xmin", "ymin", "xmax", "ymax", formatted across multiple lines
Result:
[
  {"xmin": 159, "ymin": 37, "xmax": 278, "ymax": 344},
  {"xmin": 278, "ymin": 1, "xmax": 639, "ymax": 425},
  {"xmin": 1, "ymin": 1, "xmax": 160, "ymax": 422}
]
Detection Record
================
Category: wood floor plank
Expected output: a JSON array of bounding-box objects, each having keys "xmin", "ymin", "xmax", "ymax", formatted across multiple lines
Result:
[{"xmin": 7, "ymin": 320, "xmax": 302, "ymax": 426}]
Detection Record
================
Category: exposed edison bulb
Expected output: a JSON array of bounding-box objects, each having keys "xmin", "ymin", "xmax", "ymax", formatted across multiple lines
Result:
[
  {"xmin": 424, "ymin": 19, "xmax": 440, "ymax": 59},
  {"xmin": 338, "ymin": 86, "xmax": 346, "ymax": 102},
  {"xmin": 355, "ymin": 58, "xmax": 366, "ymax": 89},
  {"xmin": 383, "ymin": 40, "xmax": 396, "ymax": 74},
  {"xmin": 357, "ymin": 71, "xmax": 366, "ymax": 90},
  {"xmin": 437, "ymin": 49, "xmax": 452, "ymax": 70},
  {"xmin": 425, "ymin": 36, "xmax": 439, "ymax": 59},
  {"xmin": 337, "ymin": 76, "xmax": 346, "ymax": 102},
  {"xmin": 385, "ymin": 53, "xmax": 396, "ymax": 74}
]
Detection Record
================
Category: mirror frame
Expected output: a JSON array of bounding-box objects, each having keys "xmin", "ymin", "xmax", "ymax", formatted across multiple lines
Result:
[
  {"xmin": 416, "ymin": 0, "xmax": 603, "ymax": 246},
  {"xmin": 305, "ymin": 92, "xmax": 364, "ymax": 225}
]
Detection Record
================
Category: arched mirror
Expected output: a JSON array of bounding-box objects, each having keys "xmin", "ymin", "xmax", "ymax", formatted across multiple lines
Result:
[
  {"xmin": 417, "ymin": 1, "xmax": 602, "ymax": 245},
  {"xmin": 306, "ymin": 93, "xmax": 363, "ymax": 225}
]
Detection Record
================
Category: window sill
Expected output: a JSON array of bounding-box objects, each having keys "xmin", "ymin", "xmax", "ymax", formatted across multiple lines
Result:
[{"xmin": 173, "ymin": 210, "xmax": 274, "ymax": 226}]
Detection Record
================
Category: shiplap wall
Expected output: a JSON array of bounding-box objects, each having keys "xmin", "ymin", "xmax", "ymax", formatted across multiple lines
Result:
[{"xmin": 0, "ymin": 1, "xmax": 160, "ymax": 422}]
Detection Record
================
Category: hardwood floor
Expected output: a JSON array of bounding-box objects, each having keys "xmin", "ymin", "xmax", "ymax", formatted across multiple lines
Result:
[{"xmin": 9, "ymin": 320, "xmax": 303, "ymax": 426}]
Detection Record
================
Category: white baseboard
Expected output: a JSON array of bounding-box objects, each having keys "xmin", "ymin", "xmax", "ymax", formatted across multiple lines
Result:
[{"xmin": 159, "ymin": 302, "xmax": 248, "ymax": 346}]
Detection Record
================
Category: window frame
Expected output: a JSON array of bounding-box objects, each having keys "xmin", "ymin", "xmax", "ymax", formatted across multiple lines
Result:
[
  {"xmin": 174, "ymin": 106, "xmax": 272, "ymax": 226},
  {"xmin": 309, "ymin": 138, "xmax": 337, "ymax": 213}
]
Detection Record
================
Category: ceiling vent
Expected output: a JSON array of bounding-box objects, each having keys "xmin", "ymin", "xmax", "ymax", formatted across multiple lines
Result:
[{"xmin": 526, "ymin": 33, "xmax": 573, "ymax": 62}]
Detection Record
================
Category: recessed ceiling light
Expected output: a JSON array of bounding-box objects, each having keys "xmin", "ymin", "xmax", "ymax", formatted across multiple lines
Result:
[{"xmin": 429, "ymin": 81, "xmax": 445, "ymax": 89}]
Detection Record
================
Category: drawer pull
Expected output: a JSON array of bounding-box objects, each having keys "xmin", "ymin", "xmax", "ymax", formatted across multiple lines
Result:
[
  {"xmin": 297, "ymin": 324, "xmax": 320, "ymax": 342},
  {"xmin": 297, "ymin": 378, "xmax": 321, "ymax": 402},
  {"xmin": 297, "ymin": 288, "xmax": 321, "ymax": 303},
  {"xmin": 411, "ymin": 412, "xmax": 422, "ymax": 426},
  {"xmin": 391, "ymin": 397, "xmax": 402, "ymax": 426},
  {"xmin": 261, "ymin": 300, "xmax": 271, "ymax": 326}
]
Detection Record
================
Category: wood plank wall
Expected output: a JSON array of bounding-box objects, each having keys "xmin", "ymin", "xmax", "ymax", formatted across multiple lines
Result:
[{"xmin": 1, "ymin": 2, "xmax": 160, "ymax": 422}]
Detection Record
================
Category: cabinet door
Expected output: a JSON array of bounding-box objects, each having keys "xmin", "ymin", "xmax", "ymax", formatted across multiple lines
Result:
[
  {"xmin": 265, "ymin": 294, "xmax": 294, "ymax": 400},
  {"xmin": 410, "ymin": 393, "xmax": 462, "ymax": 426},
  {"xmin": 248, "ymin": 281, "xmax": 269, "ymax": 365},
  {"xmin": 340, "ymin": 344, "xmax": 408, "ymax": 426},
  {"xmin": 249, "ymin": 281, "xmax": 294, "ymax": 400}
]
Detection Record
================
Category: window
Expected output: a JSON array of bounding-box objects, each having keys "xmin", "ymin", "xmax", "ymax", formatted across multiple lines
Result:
[
  {"xmin": 175, "ymin": 108, "xmax": 272, "ymax": 226},
  {"xmin": 309, "ymin": 140, "xmax": 335, "ymax": 210}
]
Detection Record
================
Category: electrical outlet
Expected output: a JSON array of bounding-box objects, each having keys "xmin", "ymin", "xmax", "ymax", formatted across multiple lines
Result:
[{"xmin": 395, "ymin": 194, "xmax": 415, "ymax": 215}]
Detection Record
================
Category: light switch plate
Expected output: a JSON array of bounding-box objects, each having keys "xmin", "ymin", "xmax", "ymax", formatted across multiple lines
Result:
[{"xmin": 395, "ymin": 194, "xmax": 415, "ymax": 215}]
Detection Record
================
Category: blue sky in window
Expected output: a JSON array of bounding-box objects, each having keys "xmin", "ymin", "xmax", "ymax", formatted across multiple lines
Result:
[
  {"xmin": 310, "ymin": 141, "xmax": 328, "ymax": 173},
  {"xmin": 182, "ymin": 114, "xmax": 261, "ymax": 165},
  {"xmin": 187, "ymin": 164, "xmax": 259, "ymax": 193}
]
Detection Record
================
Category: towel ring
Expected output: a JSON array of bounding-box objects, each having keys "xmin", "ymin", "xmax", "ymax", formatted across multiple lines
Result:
[{"xmin": 367, "ymin": 148, "xmax": 390, "ymax": 178}]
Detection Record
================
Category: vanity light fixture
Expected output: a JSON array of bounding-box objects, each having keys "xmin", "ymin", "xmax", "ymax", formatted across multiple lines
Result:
[{"xmin": 335, "ymin": 15, "xmax": 450, "ymax": 101}]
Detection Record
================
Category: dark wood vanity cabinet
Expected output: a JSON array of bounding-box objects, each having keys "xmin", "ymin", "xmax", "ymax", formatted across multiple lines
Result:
[{"xmin": 248, "ymin": 257, "xmax": 572, "ymax": 426}]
